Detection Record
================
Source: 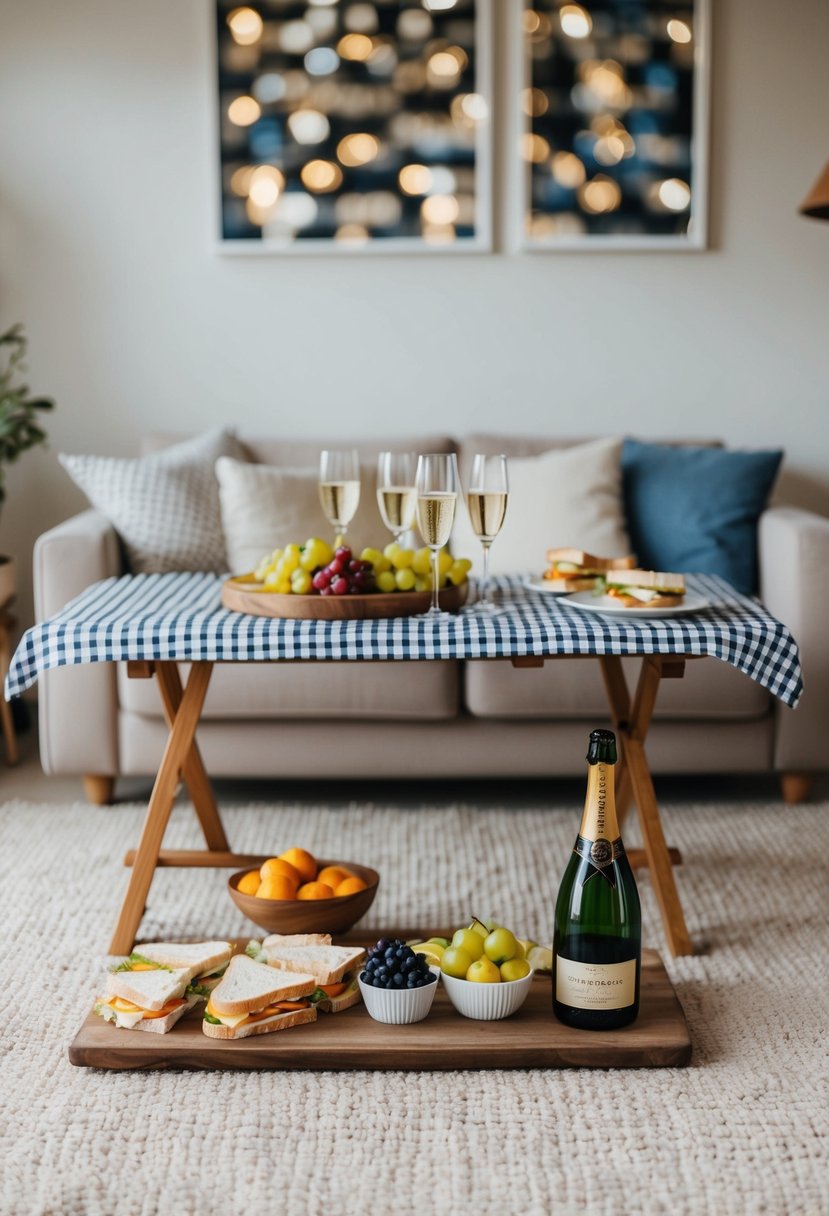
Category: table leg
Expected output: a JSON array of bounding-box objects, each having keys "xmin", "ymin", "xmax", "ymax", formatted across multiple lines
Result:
[
  {"xmin": 108, "ymin": 661, "xmax": 214, "ymax": 954},
  {"xmin": 598, "ymin": 656, "xmax": 633, "ymax": 827},
  {"xmin": 0, "ymin": 612, "xmax": 20, "ymax": 766},
  {"xmin": 154, "ymin": 662, "xmax": 229, "ymax": 852},
  {"xmin": 599, "ymin": 655, "xmax": 693, "ymax": 958}
]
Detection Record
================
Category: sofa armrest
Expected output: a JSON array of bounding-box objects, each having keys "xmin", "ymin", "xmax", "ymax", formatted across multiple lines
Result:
[
  {"xmin": 34, "ymin": 511, "xmax": 121, "ymax": 776},
  {"xmin": 759, "ymin": 506, "xmax": 829, "ymax": 771},
  {"xmin": 34, "ymin": 509, "xmax": 122, "ymax": 619}
]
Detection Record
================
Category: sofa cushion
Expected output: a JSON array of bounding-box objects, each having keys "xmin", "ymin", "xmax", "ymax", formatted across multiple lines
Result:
[
  {"xmin": 216, "ymin": 459, "xmax": 323, "ymax": 573},
  {"xmin": 464, "ymin": 657, "xmax": 770, "ymax": 721},
  {"xmin": 60, "ymin": 429, "xmax": 244, "ymax": 573},
  {"xmin": 452, "ymin": 437, "xmax": 631, "ymax": 576},
  {"xmin": 622, "ymin": 439, "xmax": 784, "ymax": 594},
  {"xmin": 117, "ymin": 659, "xmax": 460, "ymax": 721}
]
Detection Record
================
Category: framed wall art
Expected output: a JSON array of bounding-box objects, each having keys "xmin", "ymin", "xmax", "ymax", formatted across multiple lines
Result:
[
  {"xmin": 214, "ymin": 0, "xmax": 493, "ymax": 253},
  {"xmin": 511, "ymin": 0, "xmax": 710, "ymax": 250}
]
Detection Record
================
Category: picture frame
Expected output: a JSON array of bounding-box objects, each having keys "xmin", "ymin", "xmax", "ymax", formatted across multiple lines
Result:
[
  {"xmin": 212, "ymin": 0, "xmax": 493, "ymax": 255},
  {"xmin": 508, "ymin": 0, "xmax": 711, "ymax": 252}
]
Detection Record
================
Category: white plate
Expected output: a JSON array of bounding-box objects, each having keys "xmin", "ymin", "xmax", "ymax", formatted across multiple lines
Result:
[
  {"xmin": 523, "ymin": 577, "xmax": 577, "ymax": 596},
  {"xmin": 560, "ymin": 590, "xmax": 712, "ymax": 619}
]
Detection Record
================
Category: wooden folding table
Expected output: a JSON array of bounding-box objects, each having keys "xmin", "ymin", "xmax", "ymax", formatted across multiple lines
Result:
[{"xmin": 4, "ymin": 571, "xmax": 803, "ymax": 961}]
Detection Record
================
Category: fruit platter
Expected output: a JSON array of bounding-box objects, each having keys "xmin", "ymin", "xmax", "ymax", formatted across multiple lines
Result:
[{"xmin": 222, "ymin": 538, "xmax": 471, "ymax": 620}]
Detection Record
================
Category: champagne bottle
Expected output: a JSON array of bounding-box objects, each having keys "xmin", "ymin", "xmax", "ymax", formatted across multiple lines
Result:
[{"xmin": 553, "ymin": 729, "xmax": 641, "ymax": 1030}]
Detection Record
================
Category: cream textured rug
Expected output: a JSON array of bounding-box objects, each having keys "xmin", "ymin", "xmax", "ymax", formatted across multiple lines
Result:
[{"xmin": 1, "ymin": 793, "xmax": 828, "ymax": 1216}]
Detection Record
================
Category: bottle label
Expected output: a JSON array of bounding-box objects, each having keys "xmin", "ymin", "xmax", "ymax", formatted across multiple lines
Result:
[
  {"xmin": 574, "ymin": 834, "xmax": 625, "ymax": 887},
  {"xmin": 555, "ymin": 957, "xmax": 637, "ymax": 1011}
]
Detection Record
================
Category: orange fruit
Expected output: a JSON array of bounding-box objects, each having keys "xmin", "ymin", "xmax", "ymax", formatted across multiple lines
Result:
[
  {"xmin": 279, "ymin": 848, "xmax": 318, "ymax": 884},
  {"xmin": 259, "ymin": 857, "xmax": 302, "ymax": 886},
  {"xmin": 256, "ymin": 875, "xmax": 299, "ymax": 901},
  {"xmin": 317, "ymin": 865, "xmax": 351, "ymax": 890},
  {"xmin": 335, "ymin": 876, "xmax": 368, "ymax": 897},
  {"xmin": 296, "ymin": 881, "xmax": 335, "ymax": 901},
  {"xmin": 237, "ymin": 869, "xmax": 261, "ymax": 896}
]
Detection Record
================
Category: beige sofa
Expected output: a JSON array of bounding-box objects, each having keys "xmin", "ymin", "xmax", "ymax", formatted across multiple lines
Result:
[{"xmin": 34, "ymin": 435, "xmax": 829, "ymax": 805}]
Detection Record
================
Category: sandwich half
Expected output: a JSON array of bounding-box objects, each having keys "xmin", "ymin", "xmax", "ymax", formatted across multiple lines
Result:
[
  {"xmin": 202, "ymin": 954, "xmax": 318, "ymax": 1039},
  {"xmin": 543, "ymin": 549, "xmax": 636, "ymax": 592},
  {"xmin": 95, "ymin": 964, "xmax": 197, "ymax": 1034},
  {"xmin": 135, "ymin": 940, "xmax": 233, "ymax": 990},
  {"xmin": 248, "ymin": 936, "xmax": 366, "ymax": 1013},
  {"xmin": 603, "ymin": 568, "xmax": 686, "ymax": 608}
]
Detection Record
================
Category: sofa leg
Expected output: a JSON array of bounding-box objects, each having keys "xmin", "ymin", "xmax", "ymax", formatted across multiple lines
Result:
[
  {"xmin": 780, "ymin": 772, "xmax": 814, "ymax": 805},
  {"xmin": 83, "ymin": 774, "xmax": 115, "ymax": 806}
]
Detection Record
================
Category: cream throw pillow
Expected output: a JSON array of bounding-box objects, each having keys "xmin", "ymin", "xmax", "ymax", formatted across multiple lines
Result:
[
  {"xmin": 451, "ymin": 437, "xmax": 632, "ymax": 576},
  {"xmin": 217, "ymin": 457, "xmax": 389, "ymax": 571},
  {"xmin": 217, "ymin": 460, "xmax": 321, "ymax": 573}
]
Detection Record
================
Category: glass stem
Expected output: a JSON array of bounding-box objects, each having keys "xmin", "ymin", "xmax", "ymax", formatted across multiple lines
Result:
[
  {"xmin": 481, "ymin": 542, "xmax": 491, "ymax": 607},
  {"xmin": 431, "ymin": 547, "xmax": 440, "ymax": 614}
]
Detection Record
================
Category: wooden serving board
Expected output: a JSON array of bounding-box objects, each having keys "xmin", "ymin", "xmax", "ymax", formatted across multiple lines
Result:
[
  {"xmin": 221, "ymin": 575, "xmax": 468, "ymax": 620},
  {"xmin": 68, "ymin": 937, "xmax": 691, "ymax": 1072}
]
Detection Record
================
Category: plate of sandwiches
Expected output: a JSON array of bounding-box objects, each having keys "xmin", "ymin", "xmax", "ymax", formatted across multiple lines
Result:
[
  {"xmin": 93, "ymin": 934, "xmax": 365, "ymax": 1039},
  {"xmin": 561, "ymin": 570, "xmax": 711, "ymax": 618},
  {"xmin": 524, "ymin": 549, "xmax": 638, "ymax": 595}
]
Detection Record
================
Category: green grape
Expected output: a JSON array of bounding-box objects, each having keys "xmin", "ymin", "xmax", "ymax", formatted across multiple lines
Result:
[
  {"xmin": 484, "ymin": 928, "xmax": 519, "ymax": 965},
  {"xmin": 451, "ymin": 928, "xmax": 484, "ymax": 960},
  {"xmin": 466, "ymin": 957, "xmax": 501, "ymax": 983},
  {"xmin": 500, "ymin": 958, "xmax": 531, "ymax": 982},
  {"xmin": 441, "ymin": 947, "xmax": 473, "ymax": 979}
]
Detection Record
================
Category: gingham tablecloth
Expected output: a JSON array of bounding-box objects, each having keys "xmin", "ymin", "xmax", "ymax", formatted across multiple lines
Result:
[{"xmin": 5, "ymin": 572, "xmax": 803, "ymax": 707}]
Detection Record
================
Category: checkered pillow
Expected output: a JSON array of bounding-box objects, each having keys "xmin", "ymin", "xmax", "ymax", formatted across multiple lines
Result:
[{"xmin": 59, "ymin": 429, "xmax": 245, "ymax": 573}]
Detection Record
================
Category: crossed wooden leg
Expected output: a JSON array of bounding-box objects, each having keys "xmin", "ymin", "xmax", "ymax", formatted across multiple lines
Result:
[
  {"xmin": 109, "ymin": 660, "xmax": 262, "ymax": 954},
  {"xmin": 599, "ymin": 654, "xmax": 693, "ymax": 958}
]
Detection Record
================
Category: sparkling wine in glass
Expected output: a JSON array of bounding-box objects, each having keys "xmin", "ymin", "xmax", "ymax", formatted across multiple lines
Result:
[
  {"xmin": 376, "ymin": 452, "xmax": 417, "ymax": 546},
  {"xmin": 415, "ymin": 452, "xmax": 459, "ymax": 618},
  {"xmin": 467, "ymin": 454, "xmax": 509, "ymax": 612},
  {"xmin": 319, "ymin": 449, "xmax": 360, "ymax": 543}
]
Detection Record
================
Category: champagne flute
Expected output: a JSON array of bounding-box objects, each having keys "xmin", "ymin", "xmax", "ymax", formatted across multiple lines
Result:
[
  {"xmin": 467, "ymin": 454, "xmax": 509, "ymax": 612},
  {"xmin": 319, "ymin": 449, "xmax": 360, "ymax": 544},
  {"xmin": 376, "ymin": 452, "xmax": 417, "ymax": 546},
  {"xmin": 415, "ymin": 453, "xmax": 460, "ymax": 618}
]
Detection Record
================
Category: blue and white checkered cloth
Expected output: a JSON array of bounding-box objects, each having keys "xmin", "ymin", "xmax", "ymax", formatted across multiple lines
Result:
[{"xmin": 5, "ymin": 572, "xmax": 803, "ymax": 707}]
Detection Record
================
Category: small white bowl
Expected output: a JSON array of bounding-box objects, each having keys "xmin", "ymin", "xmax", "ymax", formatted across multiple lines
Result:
[
  {"xmin": 358, "ymin": 974, "xmax": 438, "ymax": 1024},
  {"xmin": 441, "ymin": 969, "xmax": 534, "ymax": 1020}
]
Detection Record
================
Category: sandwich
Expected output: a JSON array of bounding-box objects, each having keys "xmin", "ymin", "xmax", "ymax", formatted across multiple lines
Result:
[
  {"xmin": 202, "ymin": 954, "xmax": 318, "ymax": 1039},
  {"xmin": 246, "ymin": 934, "xmax": 366, "ymax": 1013},
  {"xmin": 603, "ymin": 568, "xmax": 686, "ymax": 608},
  {"xmin": 134, "ymin": 940, "xmax": 233, "ymax": 992},
  {"xmin": 543, "ymin": 549, "xmax": 636, "ymax": 592},
  {"xmin": 95, "ymin": 963, "xmax": 197, "ymax": 1033},
  {"xmin": 93, "ymin": 941, "xmax": 234, "ymax": 1033}
]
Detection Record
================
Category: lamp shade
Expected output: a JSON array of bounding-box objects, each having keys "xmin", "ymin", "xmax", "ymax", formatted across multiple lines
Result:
[{"xmin": 799, "ymin": 161, "xmax": 829, "ymax": 220}]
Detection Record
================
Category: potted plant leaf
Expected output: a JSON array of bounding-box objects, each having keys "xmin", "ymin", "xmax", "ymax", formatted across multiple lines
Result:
[{"xmin": 0, "ymin": 324, "xmax": 54, "ymax": 605}]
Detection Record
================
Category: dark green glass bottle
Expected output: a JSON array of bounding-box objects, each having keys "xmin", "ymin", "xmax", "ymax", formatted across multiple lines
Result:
[{"xmin": 553, "ymin": 729, "xmax": 641, "ymax": 1030}]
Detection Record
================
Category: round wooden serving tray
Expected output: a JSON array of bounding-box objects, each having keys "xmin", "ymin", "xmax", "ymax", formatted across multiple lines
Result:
[{"xmin": 221, "ymin": 574, "xmax": 469, "ymax": 620}]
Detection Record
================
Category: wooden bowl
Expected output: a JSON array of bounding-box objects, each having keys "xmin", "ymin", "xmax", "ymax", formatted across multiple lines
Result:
[
  {"xmin": 222, "ymin": 575, "xmax": 468, "ymax": 620},
  {"xmin": 228, "ymin": 860, "xmax": 380, "ymax": 935}
]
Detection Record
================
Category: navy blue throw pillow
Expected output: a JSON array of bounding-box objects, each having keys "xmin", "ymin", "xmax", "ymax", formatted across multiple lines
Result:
[{"xmin": 621, "ymin": 440, "xmax": 783, "ymax": 595}]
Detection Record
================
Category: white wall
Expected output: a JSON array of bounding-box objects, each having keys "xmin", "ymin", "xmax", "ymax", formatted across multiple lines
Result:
[{"xmin": 1, "ymin": 0, "xmax": 827, "ymax": 637}]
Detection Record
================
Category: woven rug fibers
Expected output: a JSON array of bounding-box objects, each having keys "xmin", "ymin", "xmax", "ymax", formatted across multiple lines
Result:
[{"xmin": 0, "ymin": 794, "xmax": 827, "ymax": 1216}]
